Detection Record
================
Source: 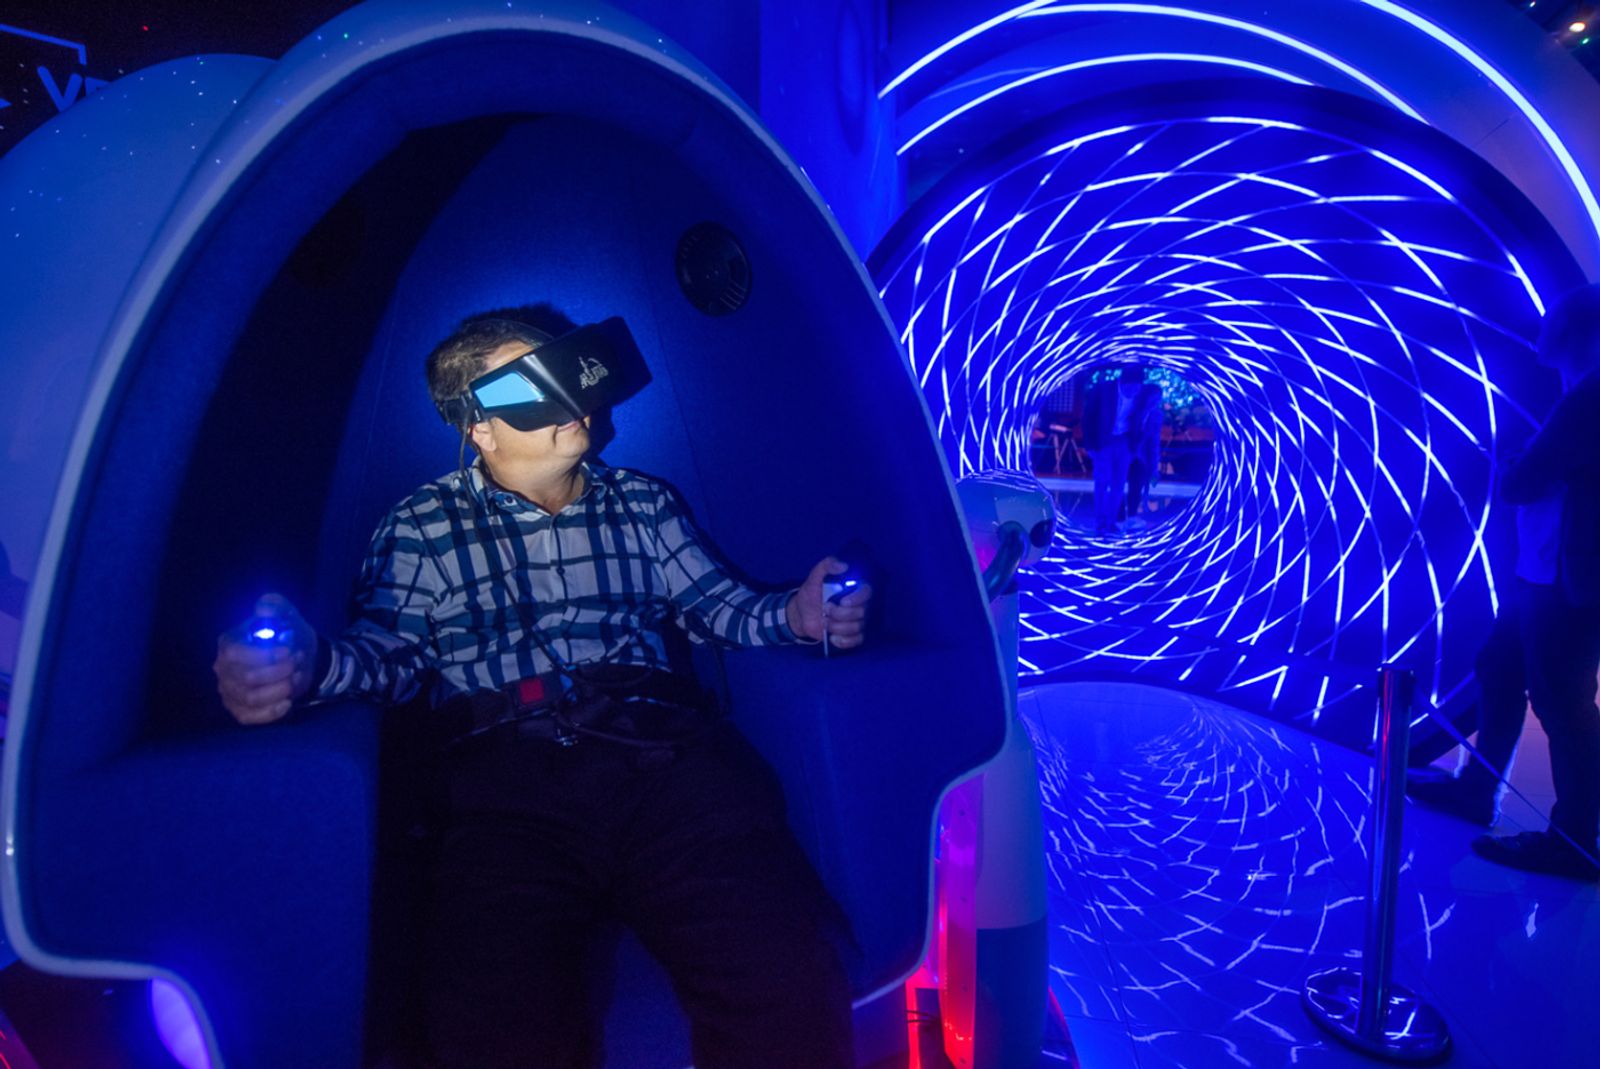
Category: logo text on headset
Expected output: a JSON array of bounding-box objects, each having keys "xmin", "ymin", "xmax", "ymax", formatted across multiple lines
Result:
[{"xmin": 579, "ymin": 356, "xmax": 610, "ymax": 390}]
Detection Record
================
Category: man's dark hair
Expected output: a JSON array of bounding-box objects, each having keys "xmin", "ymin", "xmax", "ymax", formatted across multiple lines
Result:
[{"xmin": 424, "ymin": 303, "xmax": 581, "ymax": 427}]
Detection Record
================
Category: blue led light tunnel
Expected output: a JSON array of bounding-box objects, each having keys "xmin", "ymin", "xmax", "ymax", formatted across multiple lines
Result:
[{"xmin": 871, "ymin": 81, "xmax": 1585, "ymax": 752}]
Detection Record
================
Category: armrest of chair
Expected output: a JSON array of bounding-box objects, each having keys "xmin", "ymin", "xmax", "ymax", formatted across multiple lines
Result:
[{"xmin": 20, "ymin": 700, "xmax": 383, "ymax": 1069}]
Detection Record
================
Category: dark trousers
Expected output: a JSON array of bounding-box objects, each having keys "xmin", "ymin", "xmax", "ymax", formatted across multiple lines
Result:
[
  {"xmin": 1519, "ymin": 579, "xmax": 1600, "ymax": 847},
  {"xmin": 1089, "ymin": 436, "xmax": 1130, "ymax": 530},
  {"xmin": 420, "ymin": 720, "xmax": 854, "ymax": 1069},
  {"xmin": 1127, "ymin": 457, "xmax": 1149, "ymax": 517},
  {"xmin": 1466, "ymin": 599, "xmax": 1528, "ymax": 784}
]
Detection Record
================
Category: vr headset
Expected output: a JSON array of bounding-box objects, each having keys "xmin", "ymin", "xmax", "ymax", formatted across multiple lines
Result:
[{"xmin": 438, "ymin": 317, "xmax": 650, "ymax": 432}]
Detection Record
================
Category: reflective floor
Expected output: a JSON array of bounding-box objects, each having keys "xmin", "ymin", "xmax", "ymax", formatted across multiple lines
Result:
[
  {"xmin": 1023, "ymin": 682, "xmax": 1600, "ymax": 1069},
  {"xmin": 1035, "ymin": 479, "xmax": 1200, "ymax": 535}
]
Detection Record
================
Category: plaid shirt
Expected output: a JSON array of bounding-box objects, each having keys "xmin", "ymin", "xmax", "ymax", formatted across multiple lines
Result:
[{"xmin": 313, "ymin": 460, "xmax": 801, "ymax": 704}]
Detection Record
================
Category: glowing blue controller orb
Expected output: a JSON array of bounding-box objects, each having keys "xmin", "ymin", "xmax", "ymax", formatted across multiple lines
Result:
[
  {"xmin": 242, "ymin": 619, "xmax": 292, "ymax": 647},
  {"xmin": 822, "ymin": 542, "xmax": 871, "ymax": 604},
  {"xmin": 825, "ymin": 578, "xmax": 860, "ymax": 600},
  {"xmin": 872, "ymin": 83, "xmax": 1584, "ymax": 750}
]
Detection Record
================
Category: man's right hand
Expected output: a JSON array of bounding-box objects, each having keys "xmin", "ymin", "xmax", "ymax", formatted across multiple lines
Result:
[{"xmin": 214, "ymin": 593, "xmax": 319, "ymax": 725}]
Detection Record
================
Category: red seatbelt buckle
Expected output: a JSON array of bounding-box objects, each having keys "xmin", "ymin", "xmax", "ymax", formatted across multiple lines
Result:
[{"xmin": 516, "ymin": 676, "xmax": 549, "ymax": 709}]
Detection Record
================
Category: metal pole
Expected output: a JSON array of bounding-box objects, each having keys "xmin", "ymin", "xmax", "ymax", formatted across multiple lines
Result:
[
  {"xmin": 1302, "ymin": 668, "xmax": 1450, "ymax": 1064},
  {"xmin": 1358, "ymin": 668, "xmax": 1411, "ymax": 1038}
]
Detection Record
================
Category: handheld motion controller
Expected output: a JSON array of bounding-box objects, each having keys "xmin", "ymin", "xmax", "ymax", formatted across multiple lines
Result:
[{"xmin": 821, "ymin": 541, "xmax": 872, "ymax": 657}]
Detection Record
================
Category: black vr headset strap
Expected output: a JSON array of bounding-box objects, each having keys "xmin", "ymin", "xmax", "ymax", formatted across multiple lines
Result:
[{"xmin": 439, "ymin": 394, "xmax": 482, "ymax": 431}]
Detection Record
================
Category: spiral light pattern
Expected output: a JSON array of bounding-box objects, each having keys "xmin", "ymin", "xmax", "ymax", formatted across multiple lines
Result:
[{"xmin": 875, "ymin": 102, "xmax": 1577, "ymax": 744}]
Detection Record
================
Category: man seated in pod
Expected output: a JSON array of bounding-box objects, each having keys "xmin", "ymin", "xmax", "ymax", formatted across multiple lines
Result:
[{"xmin": 212, "ymin": 307, "xmax": 871, "ymax": 1069}]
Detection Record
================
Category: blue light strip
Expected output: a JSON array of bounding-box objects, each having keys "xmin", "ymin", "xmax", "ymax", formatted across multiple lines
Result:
[
  {"xmin": 875, "ymin": 114, "xmax": 1555, "ymax": 726},
  {"xmin": 1356, "ymin": 0, "xmax": 1600, "ymax": 252},
  {"xmin": 1019, "ymin": 4, "xmax": 1419, "ymax": 117},
  {"xmin": 882, "ymin": 2, "xmax": 1600, "ymax": 246},
  {"xmin": 900, "ymin": 53, "xmax": 1311, "ymax": 156},
  {"xmin": 880, "ymin": 0, "xmax": 1055, "ymax": 98},
  {"xmin": 882, "ymin": 3, "xmax": 1416, "ymax": 115}
]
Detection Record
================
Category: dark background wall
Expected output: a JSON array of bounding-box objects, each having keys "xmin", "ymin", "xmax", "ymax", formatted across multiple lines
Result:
[
  {"xmin": 0, "ymin": 0, "xmax": 902, "ymax": 253},
  {"xmin": 0, "ymin": 2, "xmax": 356, "ymax": 153}
]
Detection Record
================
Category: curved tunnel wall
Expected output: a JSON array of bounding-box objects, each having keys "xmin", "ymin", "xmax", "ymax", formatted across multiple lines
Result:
[
  {"xmin": 881, "ymin": 0, "xmax": 1600, "ymax": 278},
  {"xmin": 871, "ymin": 82, "xmax": 1585, "ymax": 750}
]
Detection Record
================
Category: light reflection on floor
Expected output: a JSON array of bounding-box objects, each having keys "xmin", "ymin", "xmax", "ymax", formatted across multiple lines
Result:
[
  {"xmin": 1035, "ymin": 481, "xmax": 1199, "ymax": 536},
  {"xmin": 1023, "ymin": 682, "xmax": 1600, "ymax": 1069}
]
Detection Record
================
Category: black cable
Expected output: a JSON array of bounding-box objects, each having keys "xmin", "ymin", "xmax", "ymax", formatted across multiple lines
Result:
[{"xmin": 982, "ymin": 523, "xmax": 1029, "ymax": 601}]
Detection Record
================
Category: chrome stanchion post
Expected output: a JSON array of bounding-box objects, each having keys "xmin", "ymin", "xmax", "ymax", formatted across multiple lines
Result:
[
  {"xmin": 1302, "ymin": 668, "xmax": 1451, "ymax": 1064},
  {"xmin": 1359, "ymin": 668, "xmax": 1410, "ymax": 1038}
]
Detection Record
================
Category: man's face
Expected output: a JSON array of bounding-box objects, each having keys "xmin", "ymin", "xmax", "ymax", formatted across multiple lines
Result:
[{"xmin": 471, "ymin": 340, "xmax": 591, "ymax": 464}]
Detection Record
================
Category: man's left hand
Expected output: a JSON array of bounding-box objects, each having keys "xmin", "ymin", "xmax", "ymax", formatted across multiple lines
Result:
[{"xmin": 788, "ymin": 557, "xmax": 872, "ymax": 648}]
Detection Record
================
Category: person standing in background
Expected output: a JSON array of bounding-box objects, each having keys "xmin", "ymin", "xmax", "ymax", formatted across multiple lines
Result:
[
  {"xmin": 1406, "ymin": 506, "xmax": 1528, "ymax": 829},
  {"xmin": 1084, "ymin": 366, "xmax": 1157, "ymax": 535},
  {"xmin": 1124, "ymin": 368, "xmax": 1164, "ymax": 528},
  {"xmin": 1470, "ymin": 282, "xmax": 1600, "ymax": 881}
]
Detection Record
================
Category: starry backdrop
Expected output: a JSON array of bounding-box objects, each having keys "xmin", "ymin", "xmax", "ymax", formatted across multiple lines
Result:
[{"xmin": 0, "ymin": 2, "xmax": 357, "ymax": 157}]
